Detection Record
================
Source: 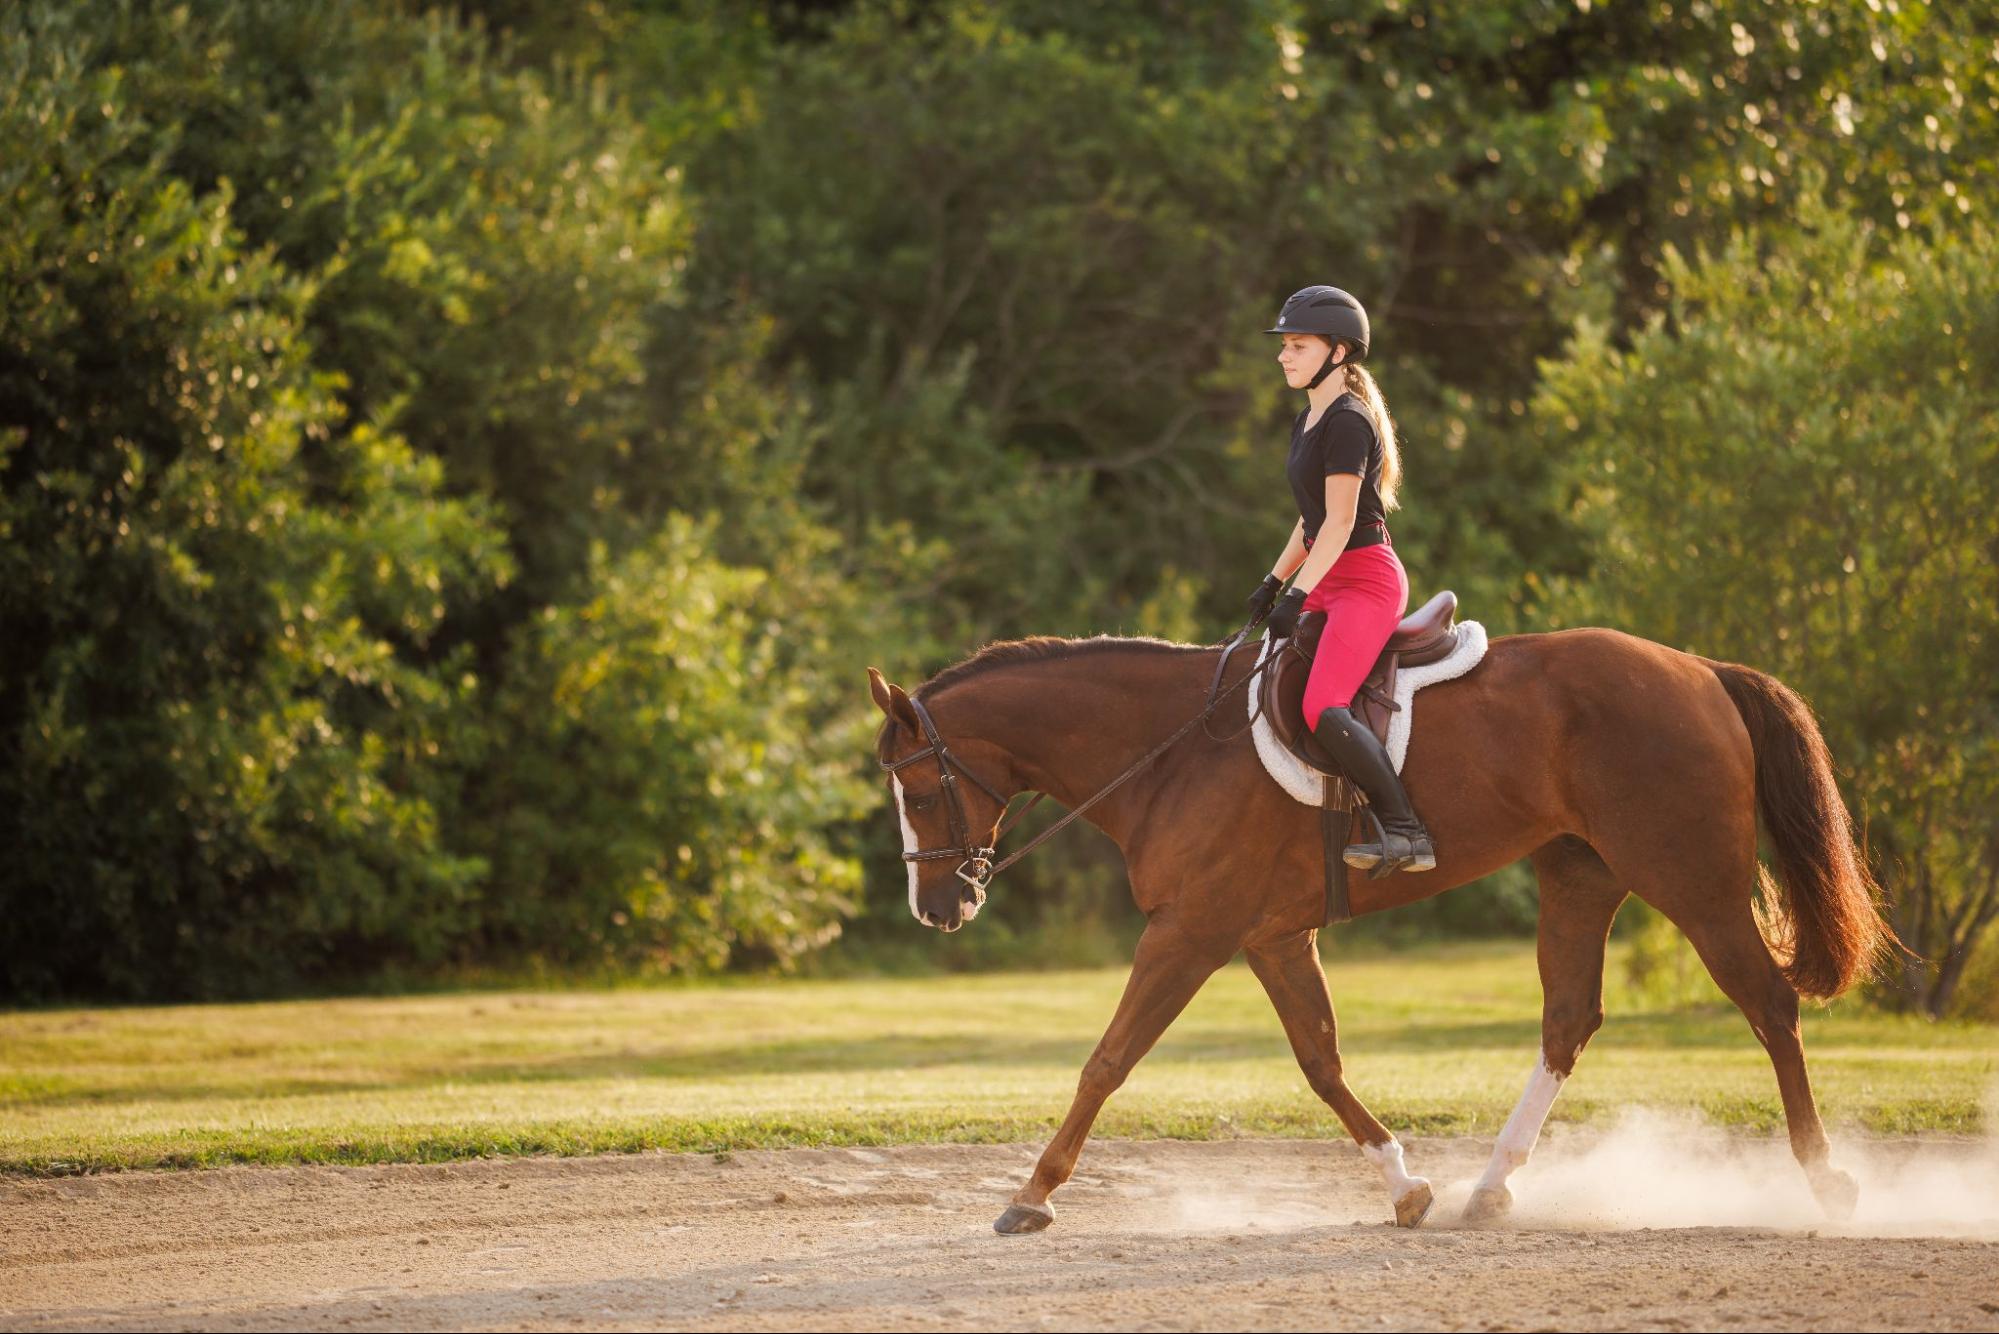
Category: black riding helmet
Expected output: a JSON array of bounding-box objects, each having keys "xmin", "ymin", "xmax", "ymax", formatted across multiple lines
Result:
[{"xmin": 1266, "ymin": 286, "xmax": 1370, "ymax": 389}]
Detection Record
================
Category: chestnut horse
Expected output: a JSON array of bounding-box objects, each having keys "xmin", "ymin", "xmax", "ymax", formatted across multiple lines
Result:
[{"xmin": 867, "ymin": 626, "xmax": 1891, "ymax": 1233}]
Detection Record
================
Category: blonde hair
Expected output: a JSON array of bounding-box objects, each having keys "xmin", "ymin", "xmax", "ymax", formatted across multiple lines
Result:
[{"xmin": 1341, "ymin": 355, "xmax": 1402, "ymax": 511}]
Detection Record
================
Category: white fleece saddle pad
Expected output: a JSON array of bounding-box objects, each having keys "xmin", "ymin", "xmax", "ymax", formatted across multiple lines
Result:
[{"xmin": 1246, "ymin": 620, "xmax": 1489, "ymax": 807}]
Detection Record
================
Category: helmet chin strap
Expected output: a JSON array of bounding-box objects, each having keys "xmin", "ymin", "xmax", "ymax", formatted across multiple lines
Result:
[{"xmin": 1307, "ymin": 344, "xmax": 1344, "ymax": 390}]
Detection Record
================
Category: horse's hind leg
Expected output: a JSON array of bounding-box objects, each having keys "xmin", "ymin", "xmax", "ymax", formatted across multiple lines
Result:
[
  {"xmin": 1463, "ymin": 836, "xmax": 1626, "ymax": 1224},
  {"xmin": 1245, "ymin": 932, "xmax": 1434, "ymax": 1228},
  {"xmin": 1595, "ymin": 770, "xmax": 1858, "ymax": 1223},
  {"xmin": 1644, "ymin": 879, "xmax": 1856, "ymax": 1219}
]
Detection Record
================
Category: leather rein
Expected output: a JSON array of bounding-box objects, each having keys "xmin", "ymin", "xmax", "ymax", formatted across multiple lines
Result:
[{"xmin": 877, "ymin": 619, "xmax": 1270, "ymax": 897}]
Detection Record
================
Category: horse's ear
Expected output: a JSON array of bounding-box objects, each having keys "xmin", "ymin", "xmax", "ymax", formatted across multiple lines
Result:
[
  {"xmin": 867, "ymin": 667, "xmax": 920, "ymax": 731},
  {"xmin": 867, "ymin": 667, "xmax": 895, "ymax": 715}
]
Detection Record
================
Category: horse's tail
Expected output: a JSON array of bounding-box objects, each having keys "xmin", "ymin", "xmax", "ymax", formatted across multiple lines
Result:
[{"xmin": 1702, "ymin": 658, "xmax": 1895, "ymax": 999}]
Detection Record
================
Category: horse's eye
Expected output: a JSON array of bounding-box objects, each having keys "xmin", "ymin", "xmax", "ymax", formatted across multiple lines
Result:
[{"xmin": 910, "ymin": 795, "xmax": 936, "ymax": 811}]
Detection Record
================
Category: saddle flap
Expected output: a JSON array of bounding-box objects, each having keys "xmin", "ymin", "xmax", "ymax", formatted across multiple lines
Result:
[
  {"xmin": 1354, "ymin": 654, "xmax": 1399, "ymax": 741},
  {"xmin": 1260, "ymin": 611, "xmax": 1326, "ymax": 758}
]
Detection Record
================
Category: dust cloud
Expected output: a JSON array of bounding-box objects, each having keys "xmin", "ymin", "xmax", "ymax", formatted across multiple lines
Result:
[
  {"xmin": 1435, "ymin": 1106, "xmax": 1999, "ymax": 1239},
  {"xmin": 1148, "ymin": 1099, "xmax": 1999, "ymax": 1239}
]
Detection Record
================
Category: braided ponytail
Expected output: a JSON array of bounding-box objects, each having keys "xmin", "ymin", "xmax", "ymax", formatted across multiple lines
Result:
[{"xmin": 1342, "ymin": 356, "xmax": 1402, "ymax": 511}]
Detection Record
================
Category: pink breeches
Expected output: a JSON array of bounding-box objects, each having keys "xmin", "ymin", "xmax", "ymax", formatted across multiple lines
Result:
[{"xmin": 1301, "ymin": 541, "xmax": 1410, "ymax": 727}]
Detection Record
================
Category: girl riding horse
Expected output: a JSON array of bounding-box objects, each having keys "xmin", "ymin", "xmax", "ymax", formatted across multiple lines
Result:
[{"xmin": 1245, "ymin": 286, "xmax": 1434, "ymax": 876}]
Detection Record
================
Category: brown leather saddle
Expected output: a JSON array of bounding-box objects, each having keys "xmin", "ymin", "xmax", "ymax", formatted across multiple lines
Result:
[
  {"xmin": 1257, "ymin": 590, "xmax": 1460, "ymax": 925},
  {"xmin": 1262, "ymin": 589, "xmax": 1461, "ymax": 770}
]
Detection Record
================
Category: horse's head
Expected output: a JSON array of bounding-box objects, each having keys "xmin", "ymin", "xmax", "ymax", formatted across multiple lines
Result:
[{"xmin": 868, "ymin": 666, "xmax": 1015, "ymax": 932}]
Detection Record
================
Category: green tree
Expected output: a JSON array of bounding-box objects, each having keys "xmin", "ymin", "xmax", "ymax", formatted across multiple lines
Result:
[
  {"xmin": 0, "ymin": 19, "xmax": 511, "ymax": 997},
  {"xmin": 1, "ymin": 0, "xmax": 908, "ymax": 996},
  {"xmin": 464, "ymin": 513, "xmax": 876, "ymax": 970}
]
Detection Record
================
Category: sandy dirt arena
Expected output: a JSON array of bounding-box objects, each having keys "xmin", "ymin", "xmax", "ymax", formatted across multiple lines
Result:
[{"xmin": 4, "ymin": 1135, "xmax": 1998, "ymax": 1332}]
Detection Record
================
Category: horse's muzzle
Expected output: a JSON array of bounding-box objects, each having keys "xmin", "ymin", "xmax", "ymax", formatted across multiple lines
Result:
[{"xmin": 920, "ymin": 883, "xmax": 984, "ymax": 932}]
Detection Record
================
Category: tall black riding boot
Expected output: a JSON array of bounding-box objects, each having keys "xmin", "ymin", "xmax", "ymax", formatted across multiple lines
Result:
[{"xmin": 1312, "ymin": 706, "xmax": 1436, "ymax": 876}]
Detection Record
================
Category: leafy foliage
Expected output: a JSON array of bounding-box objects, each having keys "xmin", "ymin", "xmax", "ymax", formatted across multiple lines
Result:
[
  {"xmin": 0, "ymin": 19, "xmax": 506, "ymax": 995},
  {"xmin": 1, "ymin": 0, "xmax": 1993, "ymax": 1001},
  {"xmin": 0, "ymin": 1, "xmax": 883, "ymax": 997}
]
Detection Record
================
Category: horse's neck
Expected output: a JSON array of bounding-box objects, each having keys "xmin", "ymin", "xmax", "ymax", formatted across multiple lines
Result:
[{"xmin": 925, "ymin": 646, "xmax": 1218, "ymax": 847}]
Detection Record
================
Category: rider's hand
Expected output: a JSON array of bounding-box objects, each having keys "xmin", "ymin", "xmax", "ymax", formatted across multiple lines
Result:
[
  {"xmin": 1266, "ymin": 588, "xmax": 1307, "ymax": 639},
  {"xmin": 1245, "ymin": 574, "xmax": 1284, "ymax": 624}
]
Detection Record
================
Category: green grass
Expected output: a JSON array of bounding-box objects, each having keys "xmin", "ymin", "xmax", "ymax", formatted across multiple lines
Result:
[{"xmin": 0, "ymin": 941, "xmax": 1990, "ymax": 1176}]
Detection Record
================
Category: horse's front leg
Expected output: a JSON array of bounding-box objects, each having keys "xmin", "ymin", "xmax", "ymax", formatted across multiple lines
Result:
[
  {"xmin": 995, "ymin": 919, "xmax": 1233, "ymax": 1234},
  {"xmin": 1245, "ymin": 931, "xmax": 1434, "ymax": 1228}
]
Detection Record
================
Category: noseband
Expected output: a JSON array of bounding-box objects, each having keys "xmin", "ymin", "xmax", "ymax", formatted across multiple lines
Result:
[{"xmin": 877, "ymin": 693, "xmax": 1043, "ymax": 896}]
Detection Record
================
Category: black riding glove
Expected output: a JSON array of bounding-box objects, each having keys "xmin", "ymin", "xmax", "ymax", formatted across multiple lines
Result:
[
  {"xmin": 1266, "ymin": 588, "xmax": 1307, "ymax": 639},
  {"xmin": 1245, "ymin": 574, "xmax": 1284, "ymax": 624}
]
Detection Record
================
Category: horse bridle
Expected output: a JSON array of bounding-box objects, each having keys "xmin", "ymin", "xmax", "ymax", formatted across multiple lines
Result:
[
  {"xmin": 878, "ymin": 693, "xmax": 1045, "ymax": 896},
  {"xmin": 877, "ymin": 620, "xmax": 1268, "ymax": 902}
]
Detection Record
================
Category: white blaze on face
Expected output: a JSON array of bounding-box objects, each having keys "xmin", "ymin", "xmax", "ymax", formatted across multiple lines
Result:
[{"xmin": 890, "ymin": 772, "xmax": 923, "ymax": 920}]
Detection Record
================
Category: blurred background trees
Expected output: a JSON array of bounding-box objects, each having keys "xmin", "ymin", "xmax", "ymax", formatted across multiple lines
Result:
[{"xmin": 2, "ymin": 0, "xmax": 1992, "ymax": 1012}]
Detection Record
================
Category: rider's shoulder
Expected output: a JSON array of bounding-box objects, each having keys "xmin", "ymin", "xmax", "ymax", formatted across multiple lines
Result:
[{"xmin": 1327, "ymin": 392, "xmax": 1376, "ymax": 432}]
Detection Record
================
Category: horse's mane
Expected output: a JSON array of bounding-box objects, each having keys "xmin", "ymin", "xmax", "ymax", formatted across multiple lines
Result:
[
  {"xmin": 918, "ymin": 633, "xmax": 1206, "ymax": 699},
  {"xmin": 873, "ymin": 634, "xmax": 1212, "ymax": 759}
]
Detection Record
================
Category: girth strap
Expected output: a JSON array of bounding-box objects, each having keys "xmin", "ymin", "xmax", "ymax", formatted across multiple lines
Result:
[{"xmin": 1320, "ymin": 775, "xmax": 1354, "ymax": 925}]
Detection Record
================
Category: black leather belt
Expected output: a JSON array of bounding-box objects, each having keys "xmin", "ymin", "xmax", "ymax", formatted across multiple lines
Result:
[{"xmin": 1304, "ymin": 520, "xmax": 1389, "ymax": 553}]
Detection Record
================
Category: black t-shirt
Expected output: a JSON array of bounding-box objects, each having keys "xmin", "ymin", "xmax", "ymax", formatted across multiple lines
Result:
[{"xmin": 1288, "ymin": 391, "xmax": 1388, "ymax": 549}]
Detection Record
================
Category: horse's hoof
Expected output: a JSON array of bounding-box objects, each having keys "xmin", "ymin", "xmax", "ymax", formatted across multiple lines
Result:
[
  {"xmin": 1393, "ymin": 1179, "xmax": 1434, "ymax": 1229},
  {"xmin": 1810, "ymin": 1167, "xmax": 1858, "ymax": 1222},
  {"xmin": 1462, "ymin": 1184, "xmax": 1513, "ymax": 1226},
  {"xmin": 993, "ymin": 1201, "xmax": 1055, "ymax": 1235}
]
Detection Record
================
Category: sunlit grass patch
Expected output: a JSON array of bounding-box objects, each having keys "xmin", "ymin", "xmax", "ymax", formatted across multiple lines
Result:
[{"xmin": 1, "ymin": 941, "xmax": 1989, "ymax": 1174}]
